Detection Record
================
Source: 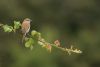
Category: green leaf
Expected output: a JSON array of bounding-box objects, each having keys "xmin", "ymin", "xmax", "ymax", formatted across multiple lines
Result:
[
  {"xmin": 37, "ymin": 32, "xmax": 41, "ymax": 37},
  {"xmin": 14, "ymin": 21, "xmax": 21, "ymax": 30},
  {"xmin": 31, "ymin": 30, "xmax": 41, "ymax": 41},
  {"xmin": 25, "ymin": 41, "xmax": 31, "ymax": 48},
  {"xmin": 25, "ymin": 38, "xmax": 34, "ymax": 48},
  {"xmin": 3, "ymin": 25, "xmax": 13, "ymax": 32},
  {"xmin": 28, "ymin": 38, "xmax": 34, "ymax": 45},
  {"xmin": 31, "ymin": 30, "xmax": 37, "ymax": 36}
]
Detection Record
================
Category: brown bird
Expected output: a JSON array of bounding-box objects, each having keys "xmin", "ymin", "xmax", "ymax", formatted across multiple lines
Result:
[{"xmin": 21, "ymin": 18, "xmax": 31, "ymax": 42}]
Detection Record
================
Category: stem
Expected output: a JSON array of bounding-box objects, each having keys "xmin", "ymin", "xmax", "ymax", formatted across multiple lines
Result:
[{"xmin": 38, "ymin": 36, "xmax": 82, "ymax": 54}]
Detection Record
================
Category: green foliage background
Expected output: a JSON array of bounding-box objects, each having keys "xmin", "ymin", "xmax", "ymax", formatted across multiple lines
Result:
[{"xmin": 0, "ymin": 0, "xmax": 100, "ymax": 67}]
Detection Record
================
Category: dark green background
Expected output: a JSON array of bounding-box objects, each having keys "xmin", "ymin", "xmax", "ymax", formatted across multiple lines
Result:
[{"xmin": 0, "ymin": 0, "xmax": 100, "ymax": 67}]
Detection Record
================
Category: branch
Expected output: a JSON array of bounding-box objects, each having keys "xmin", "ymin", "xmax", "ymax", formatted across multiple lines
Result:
[
  {"xmin": 37, "ymin": 32, "xmax": 82, "ymax": 55},
  {"xmin": 0, "ymin": 20, "xmax": 82, "ymax": 55}
]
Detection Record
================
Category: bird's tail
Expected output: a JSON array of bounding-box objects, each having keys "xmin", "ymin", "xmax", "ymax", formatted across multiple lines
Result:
[{"xmin": 22, "ymin": 33, "xmax": 26, "ymax": 43}]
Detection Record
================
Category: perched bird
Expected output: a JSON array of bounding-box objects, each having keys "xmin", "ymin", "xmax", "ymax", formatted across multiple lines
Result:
[{"xmin": 21, "ymin": 18, "xmax": 31, "ymax": 42}]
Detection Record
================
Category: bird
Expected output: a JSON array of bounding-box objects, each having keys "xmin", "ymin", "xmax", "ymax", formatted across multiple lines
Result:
[{"xmin": 21, "ymin": 18, "xmax": 31, "ymax": 42}]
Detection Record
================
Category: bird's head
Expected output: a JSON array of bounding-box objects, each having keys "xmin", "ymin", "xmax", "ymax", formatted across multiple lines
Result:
[{"xmin": 24, "ymin": 18, "xmax": 32, "ymax": 22}]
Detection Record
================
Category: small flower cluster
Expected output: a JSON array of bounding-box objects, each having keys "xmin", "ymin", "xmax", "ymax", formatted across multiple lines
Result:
[{"xmin": 0, "ymin": 20, "xmax": 82, "ymax": 55}]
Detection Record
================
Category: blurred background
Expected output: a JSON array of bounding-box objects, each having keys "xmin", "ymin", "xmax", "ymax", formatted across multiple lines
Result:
[{"xmin": 0, "ymin": 0, "xmax": 100, "ymax": 67}]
